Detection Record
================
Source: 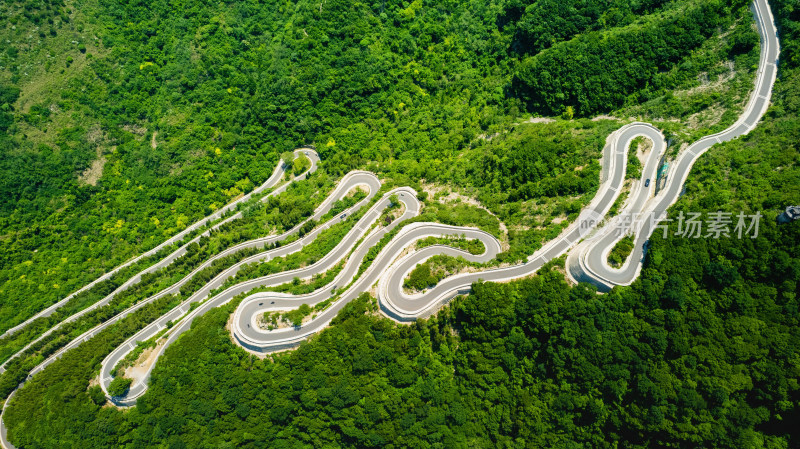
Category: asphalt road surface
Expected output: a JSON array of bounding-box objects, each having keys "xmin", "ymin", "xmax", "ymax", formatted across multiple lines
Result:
[
  {"xmin": 0, "ymin": 1, "xmax": 779, "ymax": 446},
  {"xmin": 0, "ymin": 150, "xmax": 319, "ymax": 375},
  {"xmin": 567, "ymin": 0, "xmax": 780, "ymax": 290},
  {"xmin": 0, "ymin": 151, "xmax": 313, "ymax": 340}
]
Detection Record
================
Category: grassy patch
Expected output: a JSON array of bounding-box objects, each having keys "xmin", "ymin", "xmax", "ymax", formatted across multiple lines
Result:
[
  {"xmin": 403, "ymin": 255, "xmax": 479, "ymax": 293},
  {"xmin": 416, "ymin": 236, "xmax": 486, "ymax": 255},
  {"xmin": 608, "ymin": 234, "xmax": 635, "ymax": 268}
]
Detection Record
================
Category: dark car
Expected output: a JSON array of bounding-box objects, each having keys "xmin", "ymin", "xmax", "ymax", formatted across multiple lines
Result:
[{"xmin": 644, "ymin": 179, "xmax": 651, "ymax": 187}]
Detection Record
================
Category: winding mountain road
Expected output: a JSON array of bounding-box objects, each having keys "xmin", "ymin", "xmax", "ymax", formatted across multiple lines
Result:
[
  {"xmin": 0, "ymin": 149, "xmax": 319, "ymax": 375},
  {"xmin": 567, "ymin": 0, "xmax": 780, "ymax": 290},
  {"xmin": 0, "ymin": 1, "xmax": 779, "ymax": 446},
  {"xmin": 99, "ymin": 172, "xmax": 384, "ymax": 405},
  {"xmin": 0, "ymin": 151, "xmax": 315, "ymax": 341}
]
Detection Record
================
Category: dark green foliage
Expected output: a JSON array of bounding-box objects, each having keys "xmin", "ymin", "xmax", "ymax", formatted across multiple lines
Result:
[
  {"xmin": 627, "ymin": 136, "xmax": 644, "ymax": 179},
  {"xmin": 404, "ymin": 255, "xmax": 473, "ymax": 291},
  {"xmin": 5, "ymin": 76, "xmax": 800, "ymax": 441},
  {"xmin": 284, "ymin": 303, "xmax": 312, "ymax": 327},
  {"xmin": 0, "ymin": 0, "xmax": 744, "ymax": 371},
  {"xmin": 292, "ymin": 155, "xmax": 311, "ymax": 176},
  {"xmin": 513, "ymin": 0, "xmax": 748, "ymax": 116},
  {"xmin": 416, "ymin": 235, "xmax": 485, "ymax": 255},
  {"xmin": 0, "ymin": 85, "xmax": 20, "ymax": 105},
  {"xmin": 774, "ymin": 0, "xmax": 800, "ymax": 69},
  {"xmin": 1, "ymin": 0, "xmax": 799, "ymax": 447},
  {"xmin": 0, "ymin": 174, "xmax": 344, "ymax": 397},
  {"xmin": 88, "ymin": 385, "xmax": 106, "ymax": 405},
  {"xmin": 0, "ymin": 127, "xmax": 94, "ymax": 213},
  {"xmin": 107, "ymin": 376, "xmax": 131, "ymax": 397},
  {"xmin": 0, "ymin": 84, "xmax": 19, "ymax": 133},
  {"xmin": 459, "ymin": 122, "xmax": 606, "ymax": 203},
  {"xmin": 6, "ymin": 212, "xmax": 798, "ymax": 447},
  {"xmin": 322, "ymin": 189, "xmax": 368, "ymax": 221},
  {"xmin": 403, "ymin": 262, "xmax": 436, "ymax": 291},
  {"xmin": 608, "ymin": 233, "xmax": 635, "ymax": 267},
  {"xmin": 0, "ymin": 0, "xmax": 741, "ymax": 338},
  {"xmin": 503, "ymin": 0, "xmax": 671, "ymax": 55}
]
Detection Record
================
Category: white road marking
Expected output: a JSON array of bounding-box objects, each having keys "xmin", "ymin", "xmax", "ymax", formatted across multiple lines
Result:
[{"xmin": 3, "ymin": 1, "xmax": 780, "ymax": 416}]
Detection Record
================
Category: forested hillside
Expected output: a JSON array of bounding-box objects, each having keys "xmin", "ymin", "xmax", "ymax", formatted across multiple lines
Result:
[
  {"xmin": 1, "ymin": 0, "xmax": 799, "ymax": 447},
  {"xmin": 513, "ymin": 0, "xmax": 755, "ymax": 116},
  {"xmin": 5, "ymin": 99, "xmax": 799, "ymax": 446},
  {"xmin": 0, "ymin": 0, "xmax": 760, "ymax": 333}
]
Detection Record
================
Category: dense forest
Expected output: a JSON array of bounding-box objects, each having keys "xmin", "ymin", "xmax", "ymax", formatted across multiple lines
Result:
[
  {"xmin": 513, "ymin": 0, "xmax": 755, "ymax": 115},
  {"xmin": 0, "ymin": 0, "xmax": 761, "ymax": 333},
  {"xmin": 5, "ymin": 151, "xmax": 799, "ymax": 447},
  {"xmin": 0, "ymin": 0, "xmax": 799, "ymax": 447}
]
